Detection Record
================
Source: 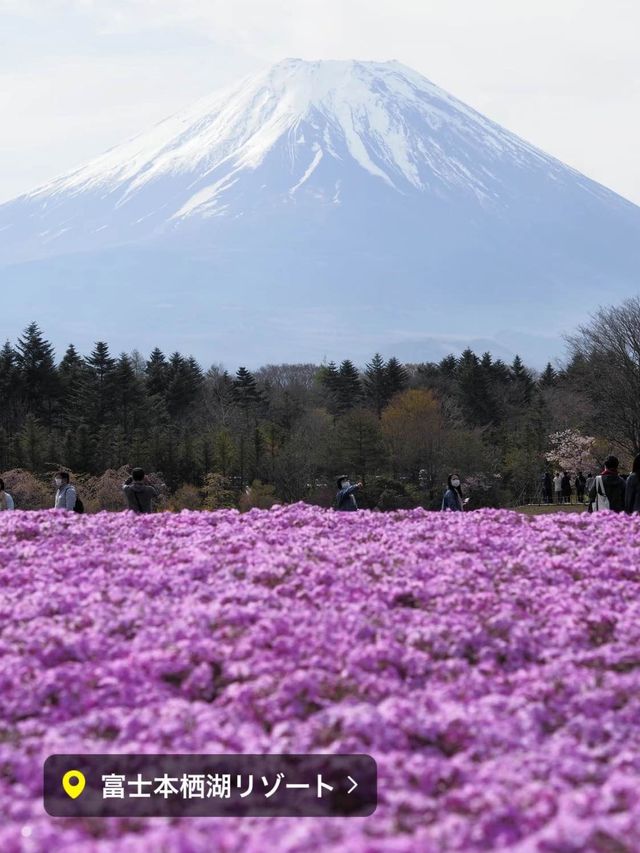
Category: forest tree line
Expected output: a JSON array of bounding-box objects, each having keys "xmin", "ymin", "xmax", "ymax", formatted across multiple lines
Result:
[{"xmin": 1, "ymin": 299, "xmax": 639, "ymax": 511}]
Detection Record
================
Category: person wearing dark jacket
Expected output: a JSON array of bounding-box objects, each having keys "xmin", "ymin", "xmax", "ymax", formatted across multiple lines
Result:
[
  {"xmin": 123, "ymin": 467, "xmax": 159, "ymax": 514},
  {"xmin": 588, "ymin": 456, "xmax": 626, "ymax": 513},
  {"xmin": 575, "ymin": 471, "xmax": 587, "ymax": 503},
  {"xmin": 542, "ymin": 471, "xmax": 553, "ymax": 504},
  {"xmin": 335, "ymin": 476, "xmax": 362, "ymax": 511},
  {"xmin": 442, "ymin": 474, "xmax": 465, "ymax": 512},
  {"xmin": 625, "ymin": 454, "xmax": 640, "ymax": 514},
  {"xmin": 561, "ymin": 471, "xmax": 572, "ymax": 504}
]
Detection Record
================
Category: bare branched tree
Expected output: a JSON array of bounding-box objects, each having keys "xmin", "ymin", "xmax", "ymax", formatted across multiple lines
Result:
[{"xmin": 566, "ymin": 297, "xmax": 640, "ymax": 455}]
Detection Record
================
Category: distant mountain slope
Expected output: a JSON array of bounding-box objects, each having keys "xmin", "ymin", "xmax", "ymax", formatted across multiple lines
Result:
[{"xmin": 0, "ymin": 58, "xmax": 638, "ymax": 366}]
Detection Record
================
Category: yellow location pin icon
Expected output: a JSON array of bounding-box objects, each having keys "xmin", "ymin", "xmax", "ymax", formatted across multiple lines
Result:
[{"xmin": 62, "ymin": 770, "xmax": 86, "ymax": 799}]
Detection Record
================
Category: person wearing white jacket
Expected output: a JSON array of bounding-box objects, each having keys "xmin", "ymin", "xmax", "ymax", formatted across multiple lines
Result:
[
  {"xmin": 553, "ymin": 472, "xmax": 563, "ymax": 504},
  {"xmin": 0, "ymin": 478, "xmax": 15, "ymax": 510},
  {"xmin": 54, "ymin": 471, "xmax": 77, "ymax": 510}
]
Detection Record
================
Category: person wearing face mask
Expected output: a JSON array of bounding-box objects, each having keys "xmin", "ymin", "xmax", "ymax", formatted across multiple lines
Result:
[
  {"xmin": 53, "ymin": 471, "xmax": 77, "ymax": 511},
  {"xmin": 442, "ymin": 474, "xmax": 465, "ymax": 512},
  {"xmin": 335, "ymin": 475, "xmax": 363, "ymax": 511},
  {"xmin": 0, "ymin": 478, "xmax": 15, "ymax": 510}
]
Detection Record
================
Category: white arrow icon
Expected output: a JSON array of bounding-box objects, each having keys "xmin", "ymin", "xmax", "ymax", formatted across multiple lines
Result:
[{"xmin": 347, "ymin": 776, "xmax": 358, "ymax": 794}]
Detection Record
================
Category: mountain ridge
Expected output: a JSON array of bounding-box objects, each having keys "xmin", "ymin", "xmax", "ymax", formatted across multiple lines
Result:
[{"xmin": 0, "ymin": 58, "xmax": 638, "ymax": 367}]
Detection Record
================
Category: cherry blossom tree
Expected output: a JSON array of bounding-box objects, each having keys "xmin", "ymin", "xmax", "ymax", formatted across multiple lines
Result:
[{"xmin": 545, "ymin": 429, "xmax": 596, "ymax": 473}]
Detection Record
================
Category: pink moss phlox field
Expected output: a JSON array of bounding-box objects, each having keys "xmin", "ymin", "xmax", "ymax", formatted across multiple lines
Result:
[{"xmin": 2, "ymin": 506, "xmax": 640, "ymax": 852}]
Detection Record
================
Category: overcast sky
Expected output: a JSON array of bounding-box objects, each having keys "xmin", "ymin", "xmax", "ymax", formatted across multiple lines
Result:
[{"xmin": 1, "ymin": 0, "xmax": 638, "ymax": 205}]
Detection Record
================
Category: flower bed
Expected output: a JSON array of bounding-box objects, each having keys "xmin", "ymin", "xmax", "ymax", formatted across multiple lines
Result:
[{"xmin": 1, "ymin": 505, "xmax": 640, "ymax": 851}]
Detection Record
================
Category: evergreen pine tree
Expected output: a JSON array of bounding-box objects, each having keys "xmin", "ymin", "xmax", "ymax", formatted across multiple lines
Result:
[
  {"xmin": 457, "ymin": 348, "xmax": 494, "ymax": 427},
  {"xmin": 253, "ymin": 425, "xmax": 265, "ymax": 481},
  {"xmin": 213, "ymin": 429, "xmax": 236, "ymax": 478},
  {"xmin": 19, "ymin": 413, "xmax": 47, "ymax": 471},
  {"xmin": 0, "ymin": 341, "xmax": 20, "ymax": 433},
  {"xmin": 336, "ymin": 360, "xmax": 362, "ymax": 414},
  {"xmin": 15, "ymin": 322, "xmax": 59, "ymax": 427},
  {"xmin": 165, "ymin": 353, "xmax": 204, "ymax": 417},
  {"xmin": 480, "ymin": 352, "xmax": 493, "ymax": 372},
  {"xmin": 539, "ymin": 362, "xmax": 558, "ymax": 388},
  {"xmin": 84, "ymin": 342, "xmax": 116, "ymax": 429},
  {"xmin": 0, "ymin": 427, "xmax": 11, "ymax": 471},
  {"xmin": 384, "ymin": 357, "xmax": 409, "ymax": 401},
  {"xmin": 439, "ymin": 355, "xmax": 458, "ymax": 377},
  {"xmin": 318, "ymin": 361, "xmax": 341, "ymax": 417},
  {"xmin": 62, "ymin": 429, "xmax": 76, "ymax": 469},
  {"xmin": 112, "ymin": 353, "xmax": 140, "ymax": 437},
  {"xmin": 58, "ymin": 344, "xmax": 87, "ymax": 429},
  {"xmin": 233, "ymin": 367, "xmax": 263, "ymax": 421},
  {"xmin": 510, "ymin": 354, "xmax": 535, "ymax": 404},
  {"xmin": 145, "ymin": 348, "xmax": 168, "ymax": 398},
  {"xmin": 363, "ymin": 353, "xmax": 388, "ymax": 418},
  {"xmin": 74, "ymin": 424, "xmax": 96, "ymax": 473}
]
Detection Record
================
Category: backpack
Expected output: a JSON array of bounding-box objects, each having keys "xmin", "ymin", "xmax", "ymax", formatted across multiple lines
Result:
[
  {"xmin": 73, "ymin": 494, "xmax": 84, "ymax": 514},
  {"xmin": 592, "ymin": 475, "xmax": 610, "ymax": 512}
]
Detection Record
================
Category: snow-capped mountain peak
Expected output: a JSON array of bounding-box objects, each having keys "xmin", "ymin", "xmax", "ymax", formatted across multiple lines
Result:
[
  {"xmin": 24, "ymin": 58, "xmax": 586, "ymax": 223},
  {"xmin": 1, "ymin": 59, "xmax": 639, "ymax": 371}
]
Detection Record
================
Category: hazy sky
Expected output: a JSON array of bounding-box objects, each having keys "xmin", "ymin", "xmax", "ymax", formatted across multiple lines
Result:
[{"xmin": 1, "ymin": 0, "xmax": 638, "ymax": 204}]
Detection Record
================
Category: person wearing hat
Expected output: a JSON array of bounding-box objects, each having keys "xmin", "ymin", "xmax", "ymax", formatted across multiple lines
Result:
[
  {"xmin": 335, "ymin": 475, "xmax": 363, "ymax": 512},
  {"xmin": 588, "ymin": 455, "xmax": 626, "ymax": 512}
]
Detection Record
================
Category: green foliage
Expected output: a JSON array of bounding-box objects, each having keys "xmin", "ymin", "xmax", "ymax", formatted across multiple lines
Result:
[
  {"xmin": 239, "ymin": 480, "xmax": 277, "ymax": 512},
  {"xmin": 202, "ymin": 473, "xmax": 236, "ymax": 510},
  {"xmin": 0, "ymin": 321, "xmax": 605, "ymax": 510},
  {"xmin": 360, "ymin": 477, "xmax": 418, "ymax": 511}
]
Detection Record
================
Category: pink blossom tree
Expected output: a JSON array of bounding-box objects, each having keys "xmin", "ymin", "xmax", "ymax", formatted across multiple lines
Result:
[{"xmin": 546, "ymin": 429, "xmax": 596, "ymax": 473}]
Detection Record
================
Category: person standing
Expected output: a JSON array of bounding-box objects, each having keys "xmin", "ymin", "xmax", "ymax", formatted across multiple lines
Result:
[
  {"xmin": 561, "ymin": 471, "xmax": 572, "ymax": 505},
  {"xmin": 625, "ymin": 454, "xmax": 640, "ymax": 514},
  {"xmin": 123, "ymin": 468, "xmax": 159, "ymax": 514},
  {"xmin": 0, "ymin": 479, "xmax": 15, "ymax": 510},
  {"xmin": 54, "ymin": 471, "xmax": 77, "ymax": 511},
  {"xmin": 441, "ymin": 474, "xmax": 465, "ymax": 512},
  {"xmin": 543, "ymin": 471, "xmax": 553, "ymax": 504},
  {"xmin": 553, "ymin": 472, "xmax": 563, "ymax": 504},
  {"xmin": 575, "ymin": 471, "xmax": 587, "ymax": 503},
  {"xmin": 589, "ymin": 456, "xmax": 626, "ymax": 513},
  {"xmin": 335, "ymin": 476, "xmax": 362, "ymax": 512}
]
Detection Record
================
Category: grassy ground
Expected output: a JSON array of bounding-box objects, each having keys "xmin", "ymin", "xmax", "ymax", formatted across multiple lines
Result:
[{"xmin": 516, "ymin": 503, "xmax": 588, "ymax": 516}]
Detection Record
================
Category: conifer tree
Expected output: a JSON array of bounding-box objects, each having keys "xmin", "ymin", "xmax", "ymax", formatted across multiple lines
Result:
[
  {"xmin": 318, "ymin": 361, "xmax": 341, "ymax": 417},
  {"xmin": 213, "ymin": 429, "xmax": 236, "ymax": 478},
  {"xmin": 384, "ymin": 357, "xmax": 409, "ymax": 400},
  {"xmin": 15, "ymin": 322, "xmax": 59, "ymax": 426},
  {"xmin": 510, "ymin": 354, "xmax": 535, "ymax": 404},
  {"xmin": 58, "ymin": 344, "xmax": 87, "ymax": 427},
  {"xmin": 363, "ymin": 353, "xmax": 388, "ymax": 418},
  {"xmin": 457, "ymin": 348, "xmax": 494, "ymax": 427},
  {"xmin": 84, "ymin": 341, "xmax": 116, "ymax": 429},
  {"xmin": 20, "ymin": 414, "xmax": 47, "ymax": 471},
  {"xmin": 0, "ymin": 426, "xmax": 10, "ymax": 471},
  {"xmin": 112, "ymin": 353, "xmax": 140, "ymax": 436},
  {"xmin": 335, "ymin": 360, "xmax": 362, "ymax": 414},
  {"xmin": 233, "ymin": 366, "xmax": 261, "ymax": 406},
  {"xmin": 165, "ymin": 353, "xmax": 204, "ymax": 417},
  {"xmin": 145, "ymin": 348, "xmax": 168, "ymax": 398},
  {"xmin": 539, "ymin": 362, "xmax": 558, "ymax": 388},
  {"xmin": 0, "ymin": 341, "xmax": 20, "ymax": 433},
  {"xmin": 74, "ymin": 423, "xmax": 96, "ymax": 473}
]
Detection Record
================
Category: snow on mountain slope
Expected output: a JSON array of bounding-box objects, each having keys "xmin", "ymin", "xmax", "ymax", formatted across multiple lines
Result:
[
  {"xmin": 25, "ymin": 58, "xmax": 563, "ymax": 199},
  {"xmin": 0, "ymin": 58, "xmax": 639, "ymax": 367}
]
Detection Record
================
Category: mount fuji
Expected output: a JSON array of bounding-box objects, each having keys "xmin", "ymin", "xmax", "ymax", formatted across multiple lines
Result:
[{"xmin": 1, "ymin": 58, "xmax": 639, "ymax": 367}]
